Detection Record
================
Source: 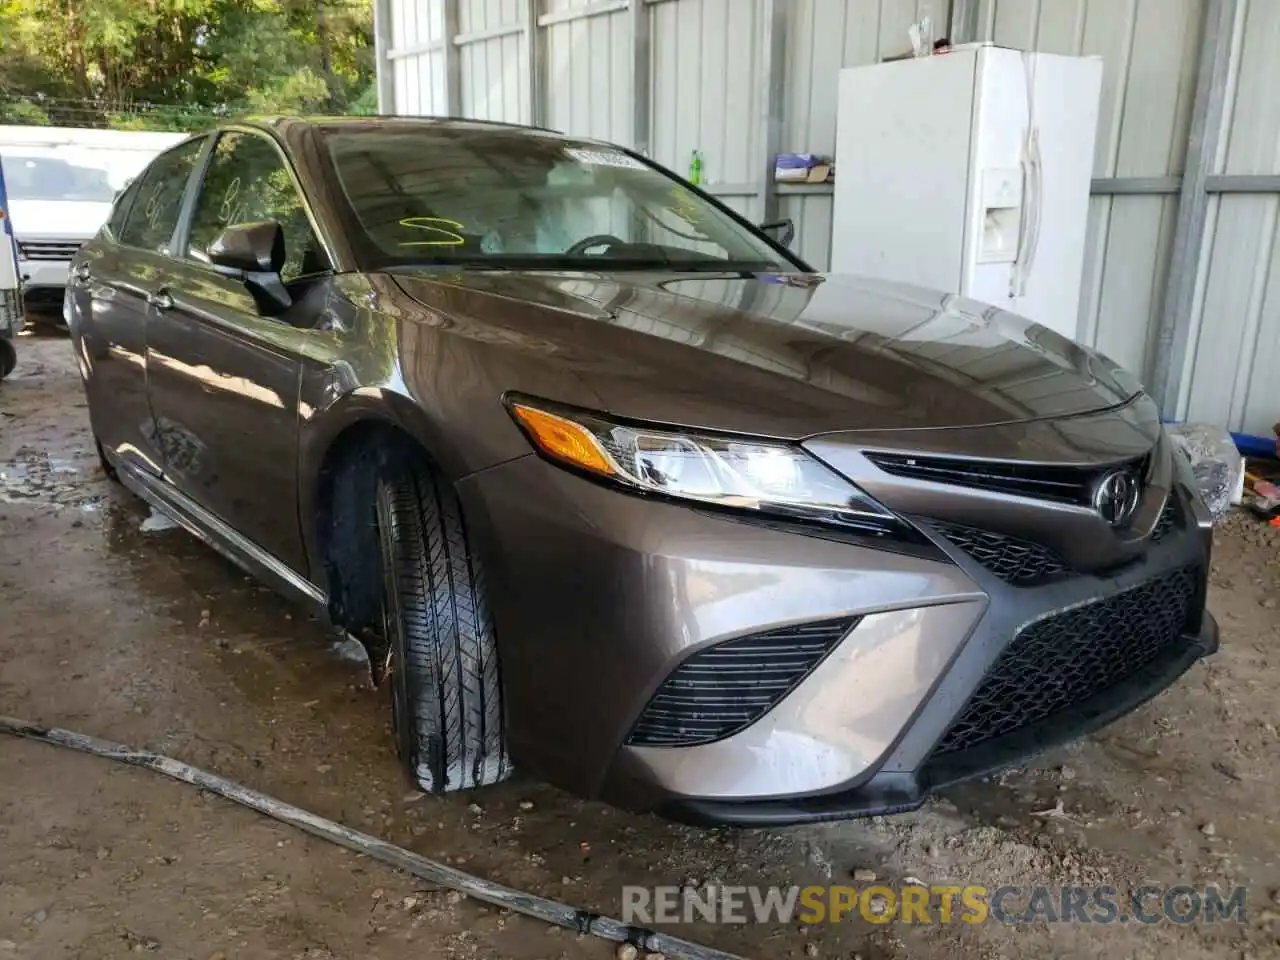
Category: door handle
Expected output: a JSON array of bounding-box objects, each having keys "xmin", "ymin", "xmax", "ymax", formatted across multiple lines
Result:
[{"xmin": 147, "ymin": 289, "xmax": 174, "ymax": 311}]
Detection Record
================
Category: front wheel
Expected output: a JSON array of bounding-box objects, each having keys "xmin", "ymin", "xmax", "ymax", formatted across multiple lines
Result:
[
  {"xmin": 375, "ymin": 457, "xmax": 510, "ymax": 793},
  {"xmin": 0, "ymin": 338, "xmax": 15, "ymax": 380}
]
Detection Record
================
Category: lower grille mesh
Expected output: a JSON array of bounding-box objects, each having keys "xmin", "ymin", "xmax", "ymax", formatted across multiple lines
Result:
[
  {"xmin": 627, "ymin": 618, "xmax": 859, "ymax": 748},
  {"xmin": 929, "ymin": 493, "xmax": 1183, "ymax": 586},
  {"xmin": 929, "ymin": 519, "xmax": 1068, "ymax": 586},
  {"xmin": 934, "ymin": 566, "xmax": 1199, "ymax": 755}
]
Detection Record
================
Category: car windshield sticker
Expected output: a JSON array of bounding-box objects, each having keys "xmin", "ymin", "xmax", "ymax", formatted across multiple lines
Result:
[
  {"xmin": 564, "ymin": 148, "xmax": 645, "ymax": 170},
  {"xmin": 399, "ymin": 217, "xmax": 466, "ymax": 247}
]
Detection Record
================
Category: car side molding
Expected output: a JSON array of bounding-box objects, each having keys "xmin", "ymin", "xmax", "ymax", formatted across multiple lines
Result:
[{"xmin": 114, "ymin": 456, "xmax": 328, "ymax": 618}]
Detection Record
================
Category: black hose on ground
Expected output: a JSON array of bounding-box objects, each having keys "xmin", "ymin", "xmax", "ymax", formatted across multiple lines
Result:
[{"xmin": 0, "ymin": 715, "xmax": 745, "ymax": 960}]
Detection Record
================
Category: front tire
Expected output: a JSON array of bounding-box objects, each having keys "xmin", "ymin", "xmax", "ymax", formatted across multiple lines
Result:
[
  {"xmin": 95, "ymin": 437, "xmax": 120, "ymax": 482},
  {"xmin": 0, "ymin": 338, "xmax": 15, "ymax": 380},
  {"xmin": 375, "ymin": 457, "xmax": 510, "ymax": 793}
]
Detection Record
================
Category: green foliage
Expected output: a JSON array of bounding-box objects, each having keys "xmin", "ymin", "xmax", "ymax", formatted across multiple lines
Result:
[
  {"xmin": 105, "ymin": 105, "xmax": 221, "ymax": 132},
  {"xmin": 348, "ymin": 82, "xmax": 379, "ymax": 116},
  {"xmin": 0, "ymin": 97, "xmax": 51, "ymax": 125},
  {"xmin": 244, "ymin": 67, "xmax": 333, "ymax": 115},
  {"xmin": 0, "ymin": 0, "xmax": 375, "ymax": 128}
]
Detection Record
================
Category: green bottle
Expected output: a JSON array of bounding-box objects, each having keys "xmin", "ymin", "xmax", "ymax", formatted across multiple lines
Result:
[{"xmin": 689, "ymin": 149, "xmax": 703, "ymax": 185}]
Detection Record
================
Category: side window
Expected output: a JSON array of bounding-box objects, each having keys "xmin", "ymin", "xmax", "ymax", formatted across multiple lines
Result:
[
  {"xmin": 118, "ymin": 138, "xmax": 205, "ymax": 253},
  {"xmin": 187, "ymin": 133, "xmax": 329, "ymax": 282}
]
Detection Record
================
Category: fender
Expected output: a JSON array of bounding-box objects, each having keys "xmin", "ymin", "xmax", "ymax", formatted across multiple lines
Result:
[{"xmin": 297, "ymin": 384, "xmax": 468, "ymax": 588}]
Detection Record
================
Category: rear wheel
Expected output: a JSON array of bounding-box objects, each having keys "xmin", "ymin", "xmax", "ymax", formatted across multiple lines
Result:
[
  {"xmin": 0, "ymin": 338, "xmax": 14, "ymax": 380},
  {"xmin": 375, "ymin": 457, "xmax": 510, "ymax": 792}
]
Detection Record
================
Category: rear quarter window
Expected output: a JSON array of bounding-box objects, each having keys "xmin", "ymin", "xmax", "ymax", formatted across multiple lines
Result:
[
  {"xmin": 106, "ymin": 177, "xmax": 143, "ymax": 238},
  {"xmin": 118, "ymin": 137, "xmax": 207, "ymax": 254}
]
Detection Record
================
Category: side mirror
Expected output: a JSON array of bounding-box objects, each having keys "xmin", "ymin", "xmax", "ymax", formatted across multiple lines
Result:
[
  {"xmin": 758, "ymin": 218, "xmax": 795, "ymax": 249},
  {"xmin": 208, "ymin": 220, "xmax": 291, "ymax": 313}
]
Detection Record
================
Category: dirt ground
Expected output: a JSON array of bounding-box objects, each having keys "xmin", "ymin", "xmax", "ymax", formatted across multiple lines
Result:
[{"xmin": 2, "ymin": 333, "xmax": 1280, "ymax": 960}]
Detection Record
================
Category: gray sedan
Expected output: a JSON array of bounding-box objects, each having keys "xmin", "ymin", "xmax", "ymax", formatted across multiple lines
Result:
[{"xmin": 66, "ymin": 117, "xmax": 1216, "ymax": 824}]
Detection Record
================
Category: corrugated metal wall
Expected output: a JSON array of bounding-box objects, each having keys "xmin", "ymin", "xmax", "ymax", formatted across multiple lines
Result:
[
  {"xmin": 976, "ymin": 0, "xmax": 1203, "ymax": 398},
  {"xmin": 544, "ymin": 0, "xmax": 633, "ymax": 141},
  {"xmin": 650, "ymin": 0, "xmax": 761, "ymax": 217},
  {"xmin": 383, "ymin": 0, "xmax": 942, "ymax": 254},
  {"xmin": 457, "ymin": 0, "xmax": 528, "ymax": 123},
  {"xmin": 387, "ymin": 0, "xmax": 447, "ymax": 115},
  {"xmin": 379, "ymin": 0, "xmax": 1277, "ymax": 435},
  {"xmin": 779, "ymin": 0, "xmax": 940, "ymax": 267},
  {"xmin": 1180, "ymin": 0, "xmax": 1280, "ymax": 436}
]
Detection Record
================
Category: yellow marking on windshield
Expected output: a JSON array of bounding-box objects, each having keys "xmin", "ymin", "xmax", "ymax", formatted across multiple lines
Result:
[
  {"xmin": 670, "ymin": 186, "xmax": 702, "ymax": 226},
  {"xmin": 399, "ymin": 217, "xmax": 467, "ymax": 247}
]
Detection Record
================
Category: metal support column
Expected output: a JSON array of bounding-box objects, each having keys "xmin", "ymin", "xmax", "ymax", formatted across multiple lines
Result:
[
  {"xmin": 373, "ymin": 0, "xmax": 396, "ymax": 114},
  {"xmin": 1150, "ymin": 0, "xmax": 1240, "ymax": 416},
  {"xmin": 756, "ymin": 0, "xmax": 786, "ymax": 224},
  {"xmin": 629, "ymin": 0, "xmax": 652, "ymax": 156},
  {"xmin": 523, "ymin": 0, "xmax": 546, "ymax": 127},
  {"xmin": 442, "ymin": 0, "xmax": 463, "ymax": 116}
]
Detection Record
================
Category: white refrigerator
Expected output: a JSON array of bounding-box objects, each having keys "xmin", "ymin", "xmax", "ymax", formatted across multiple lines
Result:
[{"xmin": 829, "ymin": 44, "xmax": 1103, "ymax": 342}]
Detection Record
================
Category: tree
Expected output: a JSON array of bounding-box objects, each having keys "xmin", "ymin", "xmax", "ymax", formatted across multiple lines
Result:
[{"xmin": 0, "ymin": 0, "xmax": 376, "ymax": 130}]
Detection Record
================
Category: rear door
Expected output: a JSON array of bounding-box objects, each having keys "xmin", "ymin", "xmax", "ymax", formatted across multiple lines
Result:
[
  {"xmin": 144, "ymin": 130, "xmax": 335, "ymax": 574},
  {"xmin": 70, "ymin": 137, "xmax": 207, "ymax": 476}
]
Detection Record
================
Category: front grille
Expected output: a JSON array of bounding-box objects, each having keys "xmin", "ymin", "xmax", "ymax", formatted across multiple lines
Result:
[
  {"xmin": 627, "ymin": 618, "xmax": 858, "ymax": 748},
  {"xmin": 18, "ymin": 239, "xmax": 81, "ymax": 261},
  {"xmin": 929, "ymin": 494, "xmax": 1182, "ymax": 586},
  {"xmin": 934, "ymin": 566, "xmax": 1199, "ymax": 755},
  {"xmin": 928, "ymin": 519, "xmax": 1069, "ymax": 586},
  {"xmin": 865, "ymin": 452, "xmax": 1148, "ymax": 507}
]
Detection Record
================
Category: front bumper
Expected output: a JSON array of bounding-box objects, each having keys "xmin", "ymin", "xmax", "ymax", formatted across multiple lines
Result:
[
  {"xmin": 666, "ymin": 610, "xmax": 1216, "ymax": 826},
  {"xmin": 18, "ymin": 258, "xmax": 69, "ymax": 289},
  {"xmin": 18, "ymin": 259, "xmax": 70, "ymax": 309},
  {"xmin": 459, "ymin": 452, "xmax": 1215, "ymax": 824}
]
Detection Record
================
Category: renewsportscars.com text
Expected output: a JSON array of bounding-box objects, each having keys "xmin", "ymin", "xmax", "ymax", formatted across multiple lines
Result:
[{"xmin": 622, "ymin": 883, "xmax": 1247, "ymax": 926}]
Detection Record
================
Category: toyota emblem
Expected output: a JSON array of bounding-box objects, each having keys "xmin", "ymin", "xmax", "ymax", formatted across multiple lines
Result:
[{"xmin": 1093, "ymin": 470, "xmax": 1141, "ymax": 527}]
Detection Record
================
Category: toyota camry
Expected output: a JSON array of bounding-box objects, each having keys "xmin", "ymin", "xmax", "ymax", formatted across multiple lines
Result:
[{"xmin": 66, "ymin": 117, "xmax": 1217, "ymax": 824}]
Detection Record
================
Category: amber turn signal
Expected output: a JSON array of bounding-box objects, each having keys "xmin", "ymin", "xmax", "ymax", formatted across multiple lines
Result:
[{"xmin": 511, "ymin": 404, "xmax": 615, "ymax": 476}]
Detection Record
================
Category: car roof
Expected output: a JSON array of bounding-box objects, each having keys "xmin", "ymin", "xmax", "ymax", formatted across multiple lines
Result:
[{"xmin": 240, "ymin": 115, "xmax": 569, "ymax": 141}]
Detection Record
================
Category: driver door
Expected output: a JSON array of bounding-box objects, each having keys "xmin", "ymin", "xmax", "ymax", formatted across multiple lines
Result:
[{"xmin": 144, "ymin": 130, "xmax": 333, "ymax": 575}]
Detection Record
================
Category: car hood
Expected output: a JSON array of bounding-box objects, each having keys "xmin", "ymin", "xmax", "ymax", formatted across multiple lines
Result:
[
  {"xmin": 390, "ymin": 270, "xmax": 1143, "ymax": 438},
  {"xmin": 7, "ymin": 199, "xmax": 111, "ymax": 241}
]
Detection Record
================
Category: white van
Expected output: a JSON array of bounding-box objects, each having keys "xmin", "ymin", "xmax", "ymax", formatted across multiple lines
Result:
[{"xmin": 0, "ymin": 126, "xmax": 186, "ymax": 324}]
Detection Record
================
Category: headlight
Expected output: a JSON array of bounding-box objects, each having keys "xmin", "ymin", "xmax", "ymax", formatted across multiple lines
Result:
[{"xmin": 507, "ymin": 398, "xmax": 899, "ymax": 533}]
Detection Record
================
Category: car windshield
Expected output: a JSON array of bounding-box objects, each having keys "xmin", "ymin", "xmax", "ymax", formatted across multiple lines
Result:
[
  {"xmin": 0, "ymin": 153, "xmax": 117, "ymax": 203},
  {"xmin": 322, "ymin": 126, "xmax": 793, "ymax": 273}
]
